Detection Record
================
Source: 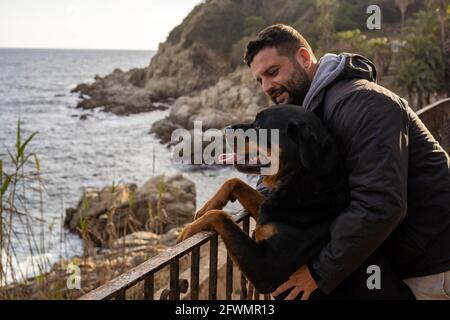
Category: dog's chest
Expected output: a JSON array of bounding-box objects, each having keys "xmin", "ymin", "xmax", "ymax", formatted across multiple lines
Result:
[{"xmin": 258, "ymin": 188, "xmax": 346, "ymax": 228}]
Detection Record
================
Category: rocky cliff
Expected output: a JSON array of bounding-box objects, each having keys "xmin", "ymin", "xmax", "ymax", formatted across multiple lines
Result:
[
  {"xmin": 72, "ymin": 0, "xmax": 322, "ymax": 117},
  {"xmin": 72, "ymin": 0, "xmax": 409, "ymax": 137}
]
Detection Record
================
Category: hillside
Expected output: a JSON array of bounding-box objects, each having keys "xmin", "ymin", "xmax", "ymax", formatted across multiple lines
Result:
[{"xmin": 71, "ymin": 0, "xmax": 440, "ymax": 136}]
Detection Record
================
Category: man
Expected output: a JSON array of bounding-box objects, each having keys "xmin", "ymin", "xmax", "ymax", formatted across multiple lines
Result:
[{"xmin": 244, "ymin": 24, "xmax": 450, "ymax": 300}]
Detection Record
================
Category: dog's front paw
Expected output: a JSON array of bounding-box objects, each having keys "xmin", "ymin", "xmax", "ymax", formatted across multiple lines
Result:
[
  {"xmin": 195, "ymin": 199, "xmax": 225, "ymax": 220},
  {"xmin": 176, "ymin": 224, "xmax": 197, "ymax": 244},
  {"xmin": 195, "ymin": 179, "xmax": 239, "ymax": 220}
]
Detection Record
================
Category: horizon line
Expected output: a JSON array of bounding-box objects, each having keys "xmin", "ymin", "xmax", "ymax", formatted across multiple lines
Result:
[{"xmin": 0, "ymin": 46, "xmax": 156, "ymax": 51}]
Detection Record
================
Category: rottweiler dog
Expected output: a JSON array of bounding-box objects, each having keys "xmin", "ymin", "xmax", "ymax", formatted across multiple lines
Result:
[{"xmin": 177, "ymin": 105, "xmax": 414, "ymax": 300}]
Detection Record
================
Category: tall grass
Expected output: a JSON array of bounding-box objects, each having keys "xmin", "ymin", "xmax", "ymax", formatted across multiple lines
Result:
[
  {"xmin": 0, "ymin": 118, "xmax": 172, "ymax": 299},
  {"xmin": 0, "ymin": 117, "xmax": 55, "ymax": 297}
]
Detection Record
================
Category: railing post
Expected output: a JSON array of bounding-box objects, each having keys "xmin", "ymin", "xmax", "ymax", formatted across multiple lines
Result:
[
  {"xmin": 226, "ymin": 254, "xmax": 233, "ymax": 300},
  {"xmin": 254, "ymin": 288, "xmax": 260, "ymax": 300},
  {"xmin": 209, "ymin": 234, "xmax": 218, "ymax": 300},
  {"xmin": 191, "ymin": 245, "xmax": 200, "ymax": 300},
  {"xmin": 144, "ymin": 274, "xmax": 154, "ymax": 300},
  {"xmin": 240, "ymin": 215, "xmax": 250, "ymax": 299},
  {"xmin": 115, "ymin": 289, "xmax": 126, "ymax": 300},
  {"xmin": 169, "ymin": 260, "xmax": 180, "ymax": 300}
]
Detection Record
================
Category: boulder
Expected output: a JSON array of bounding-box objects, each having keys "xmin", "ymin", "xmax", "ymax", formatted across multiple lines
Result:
[
  {"xmin": 64, "ymin": 183, "xmax": 141, "ymax": 247},
  {"xmin": 149, "ymin": 118, "xmax": 183, "ymax": 144},
  {"xmin": 71, "ymin": 69, "xmax": 169, "ymax": 116},
  {"xmin": 134, "ymin": 174, "xmax": 196, "ymax": 234},
  {"xmin": 64, "ymin": 174, "xmax": 196, "ymax": 247},
  {"xmin": 150, "ymin": 67, "xmax": 269, "ymax": 144}
]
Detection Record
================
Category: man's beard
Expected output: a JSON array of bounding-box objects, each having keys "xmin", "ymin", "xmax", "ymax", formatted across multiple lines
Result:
[{"xmin": 270, "ymin": 60, "xmax": 311, "ymax": 106}]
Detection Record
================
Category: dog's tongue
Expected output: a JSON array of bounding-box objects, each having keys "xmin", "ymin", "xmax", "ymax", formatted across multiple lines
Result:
[{"xmin": 217, "ymin": 153, "xmax": 237, "ymax": 164}]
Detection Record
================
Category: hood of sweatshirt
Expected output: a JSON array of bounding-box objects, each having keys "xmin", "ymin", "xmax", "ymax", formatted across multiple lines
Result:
[{"xmin": 302, "ymin": 53, "xmax": 377, "ymax": 111}]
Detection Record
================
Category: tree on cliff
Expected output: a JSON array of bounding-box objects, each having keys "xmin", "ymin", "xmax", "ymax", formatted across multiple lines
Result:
[
  {"xmin": 394, "ymin": 10, "xmax": 446, "ymax": 108},
  {"xmin": 315, "ymin": 0, "xmax": 339, "ymax": 53},
  {"xmin": 426, "ymin": 0, "xmax": 450, "ymax": 95},
  {"xmin": 395, "ymin": 0, "xmax": 412, "ymax": 28}
]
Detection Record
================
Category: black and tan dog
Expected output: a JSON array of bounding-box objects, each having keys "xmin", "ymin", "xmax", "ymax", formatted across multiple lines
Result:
[{"xmin": 177, "ymin": 105, "xmax": 414, "ymax": 300}]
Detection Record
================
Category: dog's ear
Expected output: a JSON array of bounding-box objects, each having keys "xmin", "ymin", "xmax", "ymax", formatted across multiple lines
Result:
[{"xmin": 286, "ymin": 121, "xmax": 321, "ymax": 169}]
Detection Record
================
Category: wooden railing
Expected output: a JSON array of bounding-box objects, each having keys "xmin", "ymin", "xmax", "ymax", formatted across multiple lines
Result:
[
  {"xmin": 79, "ymin": 210, "xmax": 264, "ymax": 300},
  {"xmin": 417, "ymin": 98, "xmax": 450, "ymax": 153}
]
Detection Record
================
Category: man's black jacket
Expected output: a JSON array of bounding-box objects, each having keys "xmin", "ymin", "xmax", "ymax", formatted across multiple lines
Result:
[{"xmin": 257, "ymin": 54, "xmax": 450, "ymax": 294}]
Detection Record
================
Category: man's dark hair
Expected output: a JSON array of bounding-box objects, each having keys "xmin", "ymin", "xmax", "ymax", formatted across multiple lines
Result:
[{"xmin": 244, "ymin": 24, "xmax": 313, "ymax": 67}]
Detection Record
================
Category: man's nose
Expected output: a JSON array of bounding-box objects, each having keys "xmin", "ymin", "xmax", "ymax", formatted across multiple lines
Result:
[{"xmin": 259, "ymin": 78, "xmax": 272, "ymax": 94}]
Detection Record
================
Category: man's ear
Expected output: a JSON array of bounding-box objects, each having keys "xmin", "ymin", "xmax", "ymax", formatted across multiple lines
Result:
[
  {"xmin": 286, "ymin": 121, "xmax": 321, "ymax": 170},
  {"xmin": 296, "ymin": 47, "xmax": 313, "ymax": 70}
]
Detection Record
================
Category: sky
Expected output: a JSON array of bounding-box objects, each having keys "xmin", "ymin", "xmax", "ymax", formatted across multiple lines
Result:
[{"xmin": 0, "ymin": 0, "xmax": 203, "ymax": 50}]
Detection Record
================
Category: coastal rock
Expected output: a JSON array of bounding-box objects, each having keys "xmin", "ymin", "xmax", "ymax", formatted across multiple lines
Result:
[
  {"xmin": 64, "ymin": 174, "xmax": 196, "ymax": 246},
  {"xmin": 109, "ymin": 231, "xmax": 161, "ymax": 250},
  {"xmin": 71, "ymin": 68, "xmax": 168, "ymax": 116},
  {"xmin": 79, "ymin": 114, "xmax": 91, "ymax": 121},
  {"xmin": 149, "ymin": 118, "xmax": 183, "ymax": 144},
  {"xmin": 72, "ymin": 0, "xmax": 323, "ymax": 129},
  {"xmin": 166, "ymin": 127, "xmax": 229, "ymax": 166},
  {"xmin": 71, "ymin": 0, "xmax": 281, "ymax": 115},
  {"xmin": 134, "ymin": 174, "xmax": 196, "ymax": 234},
  {"xmin": 150, "ymin": 67, "xmax": 269, "ymax": 143},
  {"xmin": 140, "ymin": 0, "xmax": 322, "ymax": 99},
  {"xmin": 64, "ymin": 183, "xmax": 141, "ymax": 247}
]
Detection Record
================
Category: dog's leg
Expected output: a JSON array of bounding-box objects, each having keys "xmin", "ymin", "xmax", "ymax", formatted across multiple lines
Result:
[
  {"xmin": 195, "ymin": 178, "xmax": 265, "ymax": 221},
  {"xmin": 177, "ymin": 210, "xmax": 281, "ymax": 293},
  {"xmin": 247, "ymin": 282, "xmax": 255, "ymax": 300}
]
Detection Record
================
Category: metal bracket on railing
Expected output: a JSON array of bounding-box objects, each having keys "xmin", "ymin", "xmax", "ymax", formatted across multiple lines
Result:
[{"xmin": 159, "ymin": 278, "xmax": 189, "ymax": 300}]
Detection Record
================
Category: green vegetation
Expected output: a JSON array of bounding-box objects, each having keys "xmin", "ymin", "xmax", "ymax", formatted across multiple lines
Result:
[
  {"xmin": 393, "ymin": 10, "xmax": 446, "ymax": 106},
  {"xmin": 162, "ymin": 0, "xmax": 448, "ymax": 108},
  {"xmin": 222, "ymin": 0, "xmax": 448, "ymax": 108},
  {"xmin": 0, "ymin": 118, "xmax": 47, "ymax": 296}
]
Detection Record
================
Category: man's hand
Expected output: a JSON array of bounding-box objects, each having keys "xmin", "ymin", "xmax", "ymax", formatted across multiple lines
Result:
[{"xmin": 272, "ymin": 264, "xmax": 318, "ymax": 300}]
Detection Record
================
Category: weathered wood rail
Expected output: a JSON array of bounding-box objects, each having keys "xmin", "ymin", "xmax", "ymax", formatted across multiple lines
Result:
[
  {"xmin": 417, "ymin": 98, "xmax": 450, "ymax": 153},
  {"xmin": 79, "ymin": 98, "xmax": 450, "ymax": 300},
  {"xmin": 79, "ymin": 209, "xmax": 267, "ymax": 300}
]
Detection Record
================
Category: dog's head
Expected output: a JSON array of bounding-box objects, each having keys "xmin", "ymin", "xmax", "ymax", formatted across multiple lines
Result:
[{"xmin": 219, "ymin": 105, "xmax": 338, "ymax": 186}]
